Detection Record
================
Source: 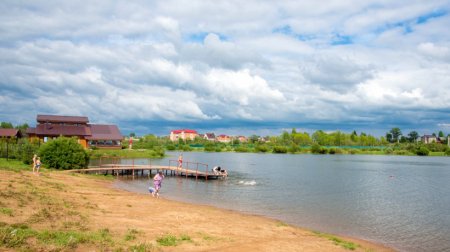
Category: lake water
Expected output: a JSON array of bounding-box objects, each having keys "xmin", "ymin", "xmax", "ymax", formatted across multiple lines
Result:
[{"xmin": 111, "ymin": 152, "xmax": 450, "ymax": 252}]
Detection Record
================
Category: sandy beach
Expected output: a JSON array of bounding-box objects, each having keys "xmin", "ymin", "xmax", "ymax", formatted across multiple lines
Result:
[{"xmin": 0, "ymin": 170, "xmax": 394, "ymax": 251}]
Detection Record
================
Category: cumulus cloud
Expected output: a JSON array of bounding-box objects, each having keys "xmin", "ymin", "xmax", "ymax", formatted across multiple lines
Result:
[{"xmin": 1, "ymin": 0, "xmax": 450, "ymax": 136}]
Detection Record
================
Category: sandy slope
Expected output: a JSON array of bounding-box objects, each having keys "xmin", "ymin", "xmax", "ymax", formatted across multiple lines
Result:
[{"xmin": 0, "ymin": 170, "xmax": 395, "ymax": 251}]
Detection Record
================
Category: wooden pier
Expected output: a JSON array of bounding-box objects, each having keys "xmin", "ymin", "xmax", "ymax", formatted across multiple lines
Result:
[{"xmin": 67, "ymin": 158, "xmax": 227, "ymax": 180}]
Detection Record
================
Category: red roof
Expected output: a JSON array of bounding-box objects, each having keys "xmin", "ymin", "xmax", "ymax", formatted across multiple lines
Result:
[
  {"xmin": 171, "ymin": 129, "xmax": 198, "ymax": 134},
  {"xmin": 85, "ymin": 125, "xmax": 123, "ymax": 140},
  {"xmin": 37, "ymin": 115, "xmax": 89, "ymax": 124},
  {"xmin": 30, "ymin": 124, "xmax": 91, "ymax": 136},
  {"xmin": 0, "ymin": 129, "xmax": 21, "ymax": 138}
]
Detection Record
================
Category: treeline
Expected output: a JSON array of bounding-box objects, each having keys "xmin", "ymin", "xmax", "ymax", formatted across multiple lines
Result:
[{"xmin": 129, "ymin": 128, "xmax": 450, "ymax": 156}]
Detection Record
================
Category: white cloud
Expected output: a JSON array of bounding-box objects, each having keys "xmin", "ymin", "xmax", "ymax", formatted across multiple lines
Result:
[{"xmin": 1, "ymin": 0, "xmax": 450, "ymax": 135}]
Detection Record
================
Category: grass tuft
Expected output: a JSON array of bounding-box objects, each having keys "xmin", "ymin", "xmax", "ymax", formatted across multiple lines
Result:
[
  {"xmin": 313, "ymin": 231, "xmax": 359, "ymax": 250},
  {"xmin": 124, "ymin": 228, "xmax": 139, "ymax": 241},
  {"xmin": 0, "ymin": 208, "xmax": 13, "ymax": 217}
]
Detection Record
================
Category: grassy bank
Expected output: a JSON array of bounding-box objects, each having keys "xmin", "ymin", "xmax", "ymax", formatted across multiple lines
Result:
[{"xmin": 89, "ymin": 148, "xmax": 165, "ymax": 159}]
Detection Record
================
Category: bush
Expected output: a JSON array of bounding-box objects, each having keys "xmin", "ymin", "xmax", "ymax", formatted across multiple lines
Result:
[
  {"xmin": 288, "ymin": 144, "xmax": 299, "ymax": 153},
  {"xmin": 394, "ymin": 150, "xmax": 410, "ymax": 155},
  {"xmin": 255, "ymin": 144, "xmax": 269, "ymax": 153},
  {"xmin": 17, "ymin": 139, "xmax": 39, "ymax": 165},
  {"xmin": 38, "ymin": 137, "xmax": 89, "ymax": 169},
  {"xmin": 310, "ymin": 144, "xmax": 327, "ymax": 154},
  {"xmin": 234, "ymin": 146, "xmax": 249, "ymax": 152},
  {"xmin": 310, "ymin": 144, "xmax": 321, "ymax": 154},
  {"xmin": 204, "ymin": 143, "xmax": 215, "ymax": 152},
  {"xmin": 416, "ymin": 146, "xmax": 430, "ymax": 156},
  {"xmin": 329, "ymin": 148, "xmax": 336, "ymax": 154},
  {"xmin": 166, "ymin": 145, "xmax": 176, "ymax": 151},
  {"xmin": 272, "ymin": 146, "xmax": 287, "ymax": 153},
  {"xmin": 445, "ymin": 148, "xmax": 450, "ymax": 156},
  {"xmin": 334, "ymin": 148, "xmax": 344, "ymax": 154},
  {"xmin": 384, "ymin": 147, "xmax": 393, "ymax": 154}
]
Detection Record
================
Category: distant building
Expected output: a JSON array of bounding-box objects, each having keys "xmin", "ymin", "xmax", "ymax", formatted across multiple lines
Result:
[
  {"xmin": 170, "ymin": 129, "xmax": 198, "ymax": 142},
  {"xmin": 0, "ymin": 128, "xmax": 22, "ymax": 140},
  {"xmin": 421, "ymin": 135, "xmax": 437, "ymax": 144},
  {"xmin": 216, "ymin": 134, "xmax": 231, "ymax": 143},
  {"xmin": 203, "ymin": 133, "xmax": 216, "ymax": 141},
  {"xmin": 237, "ymin": 136, "xmax": 248, "ymax": 143},
  {"xmin": 26, "ymin": 115, "xmax": 123, "ymax": 149}
]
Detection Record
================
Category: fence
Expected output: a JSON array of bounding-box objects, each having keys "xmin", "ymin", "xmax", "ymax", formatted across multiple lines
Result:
[{"xmin": 0, "ymin": 140, "xmax": 38, "ymax": 161}]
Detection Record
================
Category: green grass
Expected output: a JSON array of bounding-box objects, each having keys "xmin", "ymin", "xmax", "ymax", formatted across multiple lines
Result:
[
  {"xmin": 0, "ymin": 208, "xmax": 13, "ymax": 217},
  {"xmin": 275, "ymin": 221, "xmax": 289, "ymax": 227},
  {"xmin": 0, "ymin": 158, "xmax": 31, "ymax": 172},
  {"xmin": 156, "ymin": 233, "xmax": 192, "ymax": 247},
  {"xmin": 156, "ymin": 234, "xmax": 178, "ymax": 246},
  {"xmin": 90, "ymin": 149, "xmax": 164, "ymax": 159},
  {"xmin": 313, "ymin": 231, "xmax": 359, "ymax": 250},
  {"xmin": 128, "ymin": 242, "xmax": 157, "ymax": 252},
  {"xmin": 124, "ymin": 228, "xmax": 139, "ymax": 241}
]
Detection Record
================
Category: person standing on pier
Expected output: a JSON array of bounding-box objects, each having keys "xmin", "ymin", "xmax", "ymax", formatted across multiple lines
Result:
[
  {"xmin": 152, "ymin": 171, "xmax": 164, "ymax": 198},
  {"xmin": 177, "ymin": 153, "xmax": 183, "ymax": 169}
]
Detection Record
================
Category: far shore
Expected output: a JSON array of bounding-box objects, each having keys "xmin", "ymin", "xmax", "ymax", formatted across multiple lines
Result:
[{"xmin": 0, "ymin": 167, "xmax": 395, "ymax": 251}]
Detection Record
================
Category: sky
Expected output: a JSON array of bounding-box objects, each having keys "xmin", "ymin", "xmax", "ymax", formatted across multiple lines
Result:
[{"xmin": 1, "ymin": 0, "xmax": 450, "ymax": 137}]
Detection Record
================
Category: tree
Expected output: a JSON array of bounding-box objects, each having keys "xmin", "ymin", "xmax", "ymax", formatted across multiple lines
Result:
[
  {"xmin": 386, "ymin": 133, "xmax": 393, "ymax": 143},
  {"xmin": 407, "ymin": 131, "xmax": 419, "ymax": 143},
  {"xmin": 438, "ymin": 131, "xmax": 444, "ymax": 138},
  {"xmin": 0, "ymin": 122, "xmax": 13, "ymax": 128},
  {"xmin": 130, "ymin": 132, "xmax": 136, "ymax": 137},
  {"xmin": 39, "ymin": 137, "xmax": 90, "ymax": 169},
  {"xmin": 389, "ymin": 128, "xmax": 402, "ymax": 143}
]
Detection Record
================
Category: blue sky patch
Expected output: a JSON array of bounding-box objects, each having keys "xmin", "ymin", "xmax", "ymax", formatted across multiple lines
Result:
[{"xmin": 186, "ymin": 32, "xmax": 228, "ymax": 43}]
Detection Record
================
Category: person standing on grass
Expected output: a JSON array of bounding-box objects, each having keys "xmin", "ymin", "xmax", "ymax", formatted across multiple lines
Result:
[
  {"xmin": 35, "ymin": 157, "xmax": 41, "ymax": 175},
  {"xmin": 152, "ymin": 171, "xmax": 164, "ymax": 197},
  {"xmin": 32, "ymin": 154, "xmax": 37, "ymax": 173}
]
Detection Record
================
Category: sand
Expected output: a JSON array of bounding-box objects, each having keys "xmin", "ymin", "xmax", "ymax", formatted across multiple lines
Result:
[{"xmin": 0, "ymin": 170, "xmax": 395, "ymax": 251}]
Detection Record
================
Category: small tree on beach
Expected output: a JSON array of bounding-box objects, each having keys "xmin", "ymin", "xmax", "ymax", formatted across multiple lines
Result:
[{"xmin": 39, "ymin": 137, "xmax": 89, "ymax": 169}]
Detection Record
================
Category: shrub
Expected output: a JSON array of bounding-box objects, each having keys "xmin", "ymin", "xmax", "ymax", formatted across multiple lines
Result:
[
  {"xmin": 18, "ymin": 139, "xmax": 39, "ymax": 165},
  {"xmin": 444, "ymin": 148, "xmax": 450, "ymax": 156},
  {"xmin": 272, "ymin": 146, "xmax": 287, "ymax": 153},
  {"xmin": 38, "ymin": 137, "xmax": 89, "ymax": 169},
  {"xmin": 288, "ymin": 144, "xmax": 299, "ymax": 153},
  {"xmin": 416, "ymin": 146, "xmax": 430, "ymax": 156},
  {"xmin": 328, "ymin": 148, "xmax": 336, "ymax": 154},
  {"xmin": 384, "ymin": 147, "xmax": 393, "ymax": 154},
  {"xmin": 310, "ymin": 144, "xmax": 327, "ymax": 154},
  {"xmin": 310, "ymin": 144, "xmax": 321, "ymax": 154},
  {"xmin": 334, "ymin": 148, "xmax": 344, "ymax": 154},
  {"xmin": 255, "ymin": 144, "xmax": 269, "ymax": 153},
  {"xmin": 204, "ymin": 143, "xmax": 215, "ymax": 152},
  {"xmin": 394, "ymin": 150, "xmax": 410, "ymax": 155},
  {"xmin": 166, "ymin": 145, "xmax": 176, "ymax": 151},
  {"xmin": 348, "ymin": 149, "xmax": 359, "ymax": 155},
  {"xmin": 234, "ymin": 146, "xmax": 249, "ymax": 152}
]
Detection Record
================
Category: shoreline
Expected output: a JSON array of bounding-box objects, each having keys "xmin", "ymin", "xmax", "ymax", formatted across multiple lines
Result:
[
  {"xmin": 0, "ymin": 169, "xmax": 395, "ymax": 251},
  {"xmin": 113, "ymin": 179, "xmax": 396, "ymax": 252}
]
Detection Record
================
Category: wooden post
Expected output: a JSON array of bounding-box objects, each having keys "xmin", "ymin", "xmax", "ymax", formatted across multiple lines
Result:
[{"xmin": 195, "ymin": 163, "xmax": 198, "ymax": 180}]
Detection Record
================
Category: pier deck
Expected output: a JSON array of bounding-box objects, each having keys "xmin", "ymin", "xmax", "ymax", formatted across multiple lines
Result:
[{"xmin": 68, "ymin": 164, "xmax": 226, "ymax": 180}]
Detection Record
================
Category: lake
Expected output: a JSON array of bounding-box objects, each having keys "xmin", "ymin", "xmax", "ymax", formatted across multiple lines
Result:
[{"xmin": 111, "ymin": 152, "xmax": 450, "ymax": 252}]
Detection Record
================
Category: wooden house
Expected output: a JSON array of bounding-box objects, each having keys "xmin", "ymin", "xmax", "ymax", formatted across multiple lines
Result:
[
  {"xmin": 0, "ymin": 129, "xmax": 22, "ymax": 141},
  {"xmin": 26, "ymin": 115, "xmax": 122, "ymax": 149}
]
